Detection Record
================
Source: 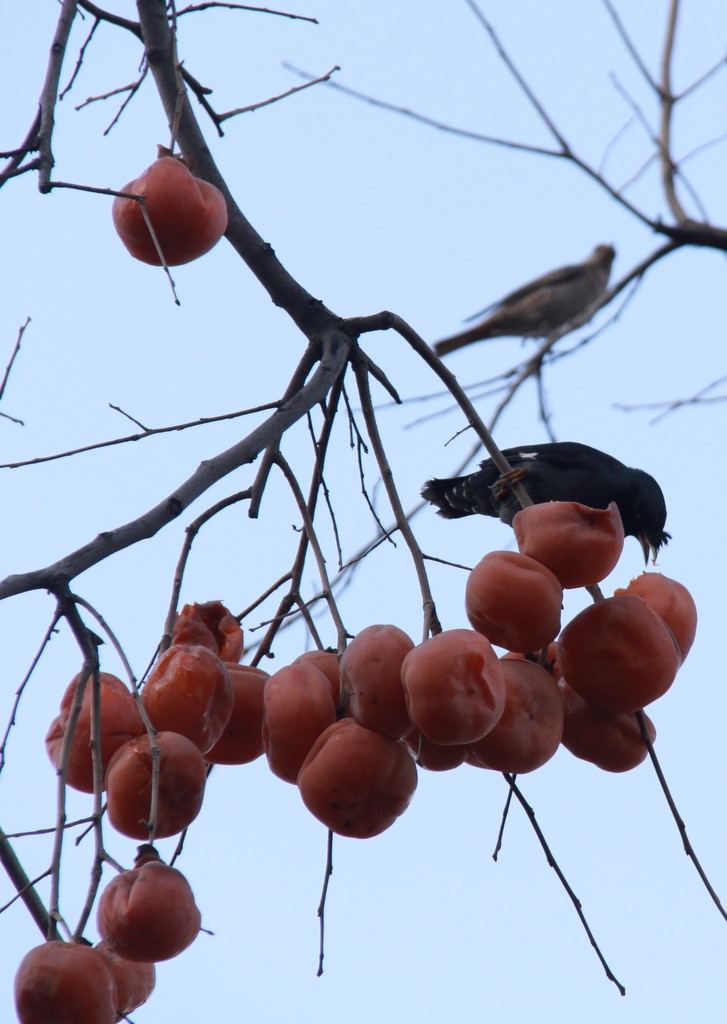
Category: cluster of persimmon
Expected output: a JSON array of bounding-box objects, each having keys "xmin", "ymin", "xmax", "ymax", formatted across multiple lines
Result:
[{"xmin": 19, "ymin": 501, "xmax": 697, "ymax": 1021}]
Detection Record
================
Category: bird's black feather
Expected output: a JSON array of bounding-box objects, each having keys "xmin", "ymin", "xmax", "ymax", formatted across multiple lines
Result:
[{"xmin": 422, "ymin": 441, "xmax": 670, "ymax": 560}]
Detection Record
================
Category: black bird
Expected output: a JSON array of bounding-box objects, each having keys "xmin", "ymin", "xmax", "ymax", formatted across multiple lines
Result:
[
  {"xmin": 421, "ymin": 441, "xmax": 670, "ymax": 563},
  {"xmin": 433, "ymin": 245, "xmax": 615, "ymax": 357}
]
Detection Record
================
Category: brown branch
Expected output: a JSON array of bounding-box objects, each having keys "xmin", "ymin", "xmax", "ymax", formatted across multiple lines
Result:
[
  {"xmin": 502, "ymin": 773, "xmax": 626, "ymax": 995},
  {"xmin": 217, "ymin": 66, "xmax": 340, "ymax": 122},
  {"xmin": 1, "ymin": 401, "xmax": 280, "ymax": 469},
  {"xmin": 175, "ymin": 1, "xmax": 319, "ymax": 23},
  {"xmin": 352, "ymin": 349, "xmax": 442, "ymax": 641},
  {"xmin": 283, "ymin": 63, "xmax": 562, "ymax": 159},
  {"xmin": 0, "ymin": 838, "xmax": 55, "ymax": 938},
  {"xmin": 0, "ymin": 334, "xmax": 350, "ymax": 600},
  {"xmin": 161, "ymin": 490, "xmax": 252, "ymax": 652},
  {"xmin": 658, "ymin": 0, "xmax": 686, "ymax": 222},
  {"xmin": 37, "ymin": 0, "xmax": 80, "ymax": 193},
  {"xmin": 636, "ymin": 711, "xmax": 727, "ymax": 923}
]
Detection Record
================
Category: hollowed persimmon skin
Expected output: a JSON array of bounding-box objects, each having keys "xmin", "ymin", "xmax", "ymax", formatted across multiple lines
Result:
[
  {"xmin": 15, "ymin": 941, "xmax": 117, "ymax": 1024},
  {"xmin": 615, "ymin": 572, "xmax": 697, "ymax": 661},
  {"xmin": 105, "ymin": 731, "xmax": 207, "ymax": 840},
  {"xmin": 556, "ymin": 594, "xmax": 681, "ymax": 713},
  {"xmin": 400, "ymin": 629, "xmax": 505, "ymax": 745},
  {"xmin": 465, "ymin": 550, "xmax": 563, "ymax": 653},
  {"xmin": 97, "ymin": 856, "xmax": 201, "ymax": 963},
  {"xmin": 172, "ymin": 601, "xmax": 243, "ymax": 663},
  {"xmin": 204, "ymin": 663, "xmax": 268, "ymax": 765},
  {"xmin": 45, "ymin": 672, "xmax": 144, "ymax": 793},
  {"xmin": 143, "ymin": 644, "xmax": 233, "ymax": 754},
  {"xmin": 559, "ymin": 681, "xmax": 656, "ymax": 773},
  {"xmin": 467, "ymin": 659, "xmax": 564, "ymax": 773},
  {"xmin": 262, "ymin": 663, "xmax": 337, "ymax": 782},
  {"xmin": 298, "ymin": 718, "xmax": 417, "ymax": 838},
  {"xmin": 340, "ymin": 624, "xmax": 414, "ymax": 739},
  {"xmin": 513, "ymin": 500, "xmax": 625, "ymax": 588}
]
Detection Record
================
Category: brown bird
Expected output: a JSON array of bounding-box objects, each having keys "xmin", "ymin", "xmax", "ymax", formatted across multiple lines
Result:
[{"xmin": 433, "ymin": 244, "xmax": 615, "ymax": 357}]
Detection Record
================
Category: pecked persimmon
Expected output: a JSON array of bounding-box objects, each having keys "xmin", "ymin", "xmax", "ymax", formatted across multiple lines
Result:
[
  {"xmin": 172, "ymin": 601, "xmax": 243, "ymax": 663},
  {"xmin": 400, "ymin": 629, "xmax": 505, "ymax": 745},
  {"xmin": 205, "ymin": 663, "xmax": 268, "ymax": 765},
  {"xmin": 112, "ymin": 152, "xmax": 228, "ymax": 266},
  {"xmin": 465, "ymin": 550, "xmax": 563, "ymax": 653},
  {"xmin": 615, "ymin": 571, "xmax": 697, "ymax": 661},
  {"xmin": 292, "ymin": 649, "xmax": 342, "ymax": 703},
  {"xmin": 559, "ymin": 681, "xmax": 656, "ymax": 772},
  {"xmin": 557, "ymin": 594, "xmax": 681, "ymax": 713},
  {"xmin": 340, "ymin": 624, "xmax": 414, "ymax": 739},
  {"xmin": 143, "ymin": 644, "xmax": 233, "ymax": 754},
  {"xmin": 45, "ymin": 672, "xmax": 144, "ymax": 793},
  {"xmin": 97, "ymin": 847, "xmax": 201, "ymax": 963},
  {"xmin": 298, "ymin": 718, "xmax": 417, "ymax": 838},
  {"xmin": 96, "ymin": 942, "xmax": 155, "ymax": 1020},
  {"xmin": 105, "ymin": 731, "xmax": 207, "ymax": 840},
  {"xmin": 262, "ymin": 662, "xmax": 337, "ymax": 782},
  {"xmin": 513, "ymin": 500, "xmax": 624, "ymax": 588},
  {"xmin": 466, "ymin": 658, "xmax": 563, "ymax": 773},
  {"xmin": 15, "ymin": 940, "xmax": 117, "ymax": 1024}
]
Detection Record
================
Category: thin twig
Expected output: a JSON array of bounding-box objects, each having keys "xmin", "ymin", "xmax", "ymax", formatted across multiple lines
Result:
[
  {"xmin": 636, "ymin": 711, "xmax": 727, "ymax": 922},
  {"xmin": 502, "ymin": 773, "xmax": 626, "ymax": 995}
]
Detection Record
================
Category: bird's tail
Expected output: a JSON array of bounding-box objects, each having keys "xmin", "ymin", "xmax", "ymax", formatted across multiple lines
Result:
[
  {"xmin": 421, "ymin": 476, "xmax": 472, "ymax": 518},
  {"xmin": 433, "ymin": 323, "xmax": 496, "ymax": 357}
]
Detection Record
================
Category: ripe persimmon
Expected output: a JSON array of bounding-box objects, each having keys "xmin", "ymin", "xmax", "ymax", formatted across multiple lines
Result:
[
  {"xmin": 340, "ymin": 624, "xmax": 414, "ymax": 739},
  {"xmin": 143, "ymin": 644, "xmax": 233, "ymax": 754},
  {"xmin": 15, "ymin": 941, "xmax": 117, "ymax": 1024},
  {"xmin": 466, "ymin": 550, "xmax": 563, "ymax": 653},
  {"xmin": 205, "ymin": 663, "xmax": 268, "ymax": 765},
  {"xmin": 559, "ymin": 681, "xmax": 656, "ymax": 772},
  {"xmin": 97, "ymin": 847, "xmax": 201, "ymax": 963},
  {"xmin": 401, "ymin": 629, "xmax": 505, "ymax": 745},
  {"xmin": 105, "ymin": 731, "xmax": 207, "ymax": 839},
  {"xmin": 615, "ymin": 571, "xmax": 697, "ymax": 661},
  {"xmin": 467, "ymin": 658, "xmax": 563, "ymax": 773},
  {"xmin": 262, "ymin": 662, "xmax": 337, "ymax": 782},
  {"xmin": 172, "ymin": 601, "xmax": 243, "ymax": 662},
  {"xmin": 45, "ymin": 672, "xmax": 144, "ymax": 793},
  {"xmin": 557, "ymin": 594, "xmax": 681, "ymax": 713},
  {"xmin": 298, "ymin": 719, "xmax": 417, "ymax": 838},
  {"xmin": 513, "ymin": 500, "xmax": 624, "ymax": 588},
  {"xmin": 112, "ymin": 153, "xmax": 228, "ymax": 266}
]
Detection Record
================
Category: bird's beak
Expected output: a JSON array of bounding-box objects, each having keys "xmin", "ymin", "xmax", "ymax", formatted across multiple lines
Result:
[{"xmin": 638, "ymin": 534, "xmax": 655, "ymax": 565}]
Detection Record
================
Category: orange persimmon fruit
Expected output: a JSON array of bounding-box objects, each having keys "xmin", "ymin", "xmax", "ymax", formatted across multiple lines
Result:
[
  {"xmin": 143, "ymin": 644, "xmax": 233, "ymax": 754},
  {"xmin": 112, "ymin": 153, "xmax": 227, "ymax": 266},
  {"xmin": 513, "ymin": 500, "xmax": 625, "ymax": 588},
  {"xmin": 615, "ymin": 571, "xmax": 697, "ymax": 661},
  {"xmin": 340, "ymin": 624, "xmax": 414, "ymax": 739},
  {"xmin": 298, "ymin": 718, "xmax": 417, "ymax": 838},
  {"xmin": 557, "ymin": 594, "xmax": 681, "ymax": 713},
  {"xmin": 465, "ymin": 550, "xmax": 563, "ymax": 653},
  {"xmin": 97, "ymin": 847, "xmax": 201, "ymax": 963},
  {"xmin": 105, "ymin": 731, "xmax": 207, "ymax": 840},
  {"xmin": 262, "ymin": 662, "xmax": 337, "ymax": 782},
  {"xmin": 400, "ymin": 628, "xmax": 505, "ymax": 745},
  {"xmin": 45, "ymin": 672, "xmax": 144, "ymax": 793}
]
